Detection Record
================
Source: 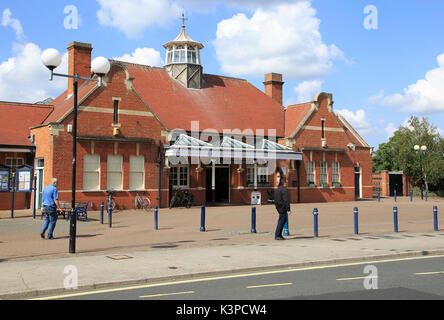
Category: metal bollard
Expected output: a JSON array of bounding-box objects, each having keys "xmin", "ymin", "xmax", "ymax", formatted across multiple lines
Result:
[
  {"xmin": 378, "ymin": 191, "xmax": 380, "ymax": 202},
  {"xmin": 33, "ymin": 176, "xmax": 37, "ymax": 219},
  {"xmin": 394, "ymin": 190, "xmax": 397, "ymax": 202},
  {"xmin": 393, "ymin": 206, "xmax": 398, "ymax": 233},
  {"xmin": 154, "ymin": 206, "xmax": 159, "ymax": 230},
  {"xmin": 410, "ymin": 190, "xmax": 413, "ymax": 202},
  {"xmin": 108, "ymin": 203, "xmax": 112, "ymax": 228},
  {"xmin": 425, "ymin": 191, "xmax": 428, "ymax": 202},
  {"xmin": 433, "ymin": 206, "xmax": 438, "ymax": 231},
  {"xmin": 100, "ymin": 202, "xmax": 104, "ymax": 224},
  {"xmin": 354, "ymin": 207, "xmax": 359, "ymax": 235},
  {"xmin": 200, "ymin": 205, "xmax": 206, "ymax": 232},
  {"xmin": 313, "ymin": 208, "xmax": 319, "ymax": 238},
  {"xmin": 10, "ymin": 182, "xmax": 14, "ymax": 219},
  {"xmin": 251, "ymin": 207, "xmax": 257, "ymax": 234}
]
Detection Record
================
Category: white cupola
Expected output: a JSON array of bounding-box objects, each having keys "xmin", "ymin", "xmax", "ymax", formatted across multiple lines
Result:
[{"xmin": 163, "ymin": 14, "xmax": 204, "ymax": 89}]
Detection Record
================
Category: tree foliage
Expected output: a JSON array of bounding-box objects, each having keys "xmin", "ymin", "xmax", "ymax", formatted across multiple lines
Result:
[{"xmin": 372, "ymin": 117, "xmax": 444, "ymax": 191}]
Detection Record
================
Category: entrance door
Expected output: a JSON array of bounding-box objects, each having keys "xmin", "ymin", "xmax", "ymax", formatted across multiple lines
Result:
[
  {"xmin": 389, "ymin": 173, "xmax": 403, "ymax": 196},
  {"xmin": 206, "ymin": 167, "xmax": 230, "ymax": 204},
  {"xmin": 354, "ymin": 167, "xmax": 361, "ymax": 199},
  {"xmin": 35, "ymin": 158, "xmax": 44, "ymax": 208}
]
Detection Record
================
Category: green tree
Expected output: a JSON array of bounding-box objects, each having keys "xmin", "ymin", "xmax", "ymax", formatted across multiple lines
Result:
[{"xmin": 373, "ymin": 117, "xmax": 444, "ymax": 192}]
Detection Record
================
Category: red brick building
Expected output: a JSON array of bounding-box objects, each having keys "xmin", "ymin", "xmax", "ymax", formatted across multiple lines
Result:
[
  {"xmin": 0, "ymin": 101, "xmax": 53, "ymax": 209},
  {"xmin": 2, "ymin": 24, "xmax": 373, "ymax": 210}
]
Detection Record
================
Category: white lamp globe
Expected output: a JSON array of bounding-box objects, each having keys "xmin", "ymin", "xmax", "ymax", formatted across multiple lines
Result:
[
  {"xmin": 414, "ymin": 145, "xmax": 420, "ymax": 151},
  {"xmin": 421, "ymin": 145, "xmax": 427, "ymax": 151},
  {"xmin": 91, "ymin": 57, "xmax": 110, "ymax": 76},
  {"xmin": 41, "ymin": 48, "xmax": 62, "ymax": 70}
]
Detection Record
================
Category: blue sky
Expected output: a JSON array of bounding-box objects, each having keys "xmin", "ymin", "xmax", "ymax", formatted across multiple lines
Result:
[{"xmin": 1, "ymin": 0, "xmax": 443, "ymax": 149}]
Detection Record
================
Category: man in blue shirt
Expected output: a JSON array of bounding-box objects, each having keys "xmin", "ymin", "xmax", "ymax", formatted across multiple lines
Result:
[{"xmin": 40, "ymin": 178, "xmax": 62, "ymax": 240}]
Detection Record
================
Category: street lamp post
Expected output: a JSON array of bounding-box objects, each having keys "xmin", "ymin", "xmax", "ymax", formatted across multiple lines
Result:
[
  {"xmin": 41, "ymin": 48, "xmax": 110, "ymax": 254},
  {"xmin": 414, "ymin": 145, "xmax": 428, "ymax": 200}
]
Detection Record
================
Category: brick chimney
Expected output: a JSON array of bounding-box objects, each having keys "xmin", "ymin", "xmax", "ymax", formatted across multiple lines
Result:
[
  {"xmin": 67, "ymin": 42, "xmax": 92, "ymax": 95},
  {"xmin": 264, "ymin": 73, "xmax": 284, "ymax": 106}
]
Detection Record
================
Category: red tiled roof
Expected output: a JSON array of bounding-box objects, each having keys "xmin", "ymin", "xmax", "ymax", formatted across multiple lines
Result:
[
  {"xmin": 0, "ymin": 102, "xmax": 53, "ymax": 146},
  {"xmin": 126, "ymin": 64, "xmax": 285, "ymax": 137},
  {"xmin": 284, "ymin": 102, "xmax": 313, "ymax": 137}
]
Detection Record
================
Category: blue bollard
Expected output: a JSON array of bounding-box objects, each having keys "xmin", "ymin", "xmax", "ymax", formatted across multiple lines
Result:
[
  {"xmin": 425, "ymin": 191, "xmax": 428, "ymax": 202},
  {"xmin": 200, "ymin": 205, "xmax": 206, "ymax": 232},
  {"xmin": 33, "ymin": 176, "xmax": 37, "ymax": 219},
  {"xmin": 354, "ymin": 207, "xmax": 359, "ymax": 235},
  {"xmin": 410, "ymin": 190, "xmax": 413, "ymax": 202},
  {"xmin": 394, "ymin": 190, "xmax": 397, "ymax": 202},
  {"xmin": 251, "ymin": 207, "xmax": 257, "ymax": 234},
  {"xmin": 433, "ymin": 206, "xmax": 438, "ymax": 231},
  {"xmin": 108, "ymin": 202, "xmax": 112, "ymax": 228},
  {"xmin": 154, "ymin": 206, "xmax": 159, "ymax": 230},
  {"xmin": 393, "ymin": 206, "xmax": 398, "ymax": 233},
  {"xmin": 378, "ymin": 191, "xmax": 380, "ymax": 202},
  {"xmin": 313, "ymin": 208, "xmax": 319, "ymax": 238},
  {"xmin": 100, "ymin": 202, "xmax": 104, "ymax": 224},
  {"xmin": 10, "ymin": 181, "xmax": 14, "ymax": 219}
]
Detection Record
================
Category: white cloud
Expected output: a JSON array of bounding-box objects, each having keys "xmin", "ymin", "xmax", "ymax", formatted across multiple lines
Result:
[
  {"xmin": 177, "ymin": 0, "xmax": 299, "ymax": 11},
  {"xmin": 96, "ymin": 0, "xmax": 182, "ymax": 38},
  {"xmin": 113, "ymin": 47, "xmax": 163, "ymax": 66},
  {"xmin": 294, "ymin": 80, "xmax": 323, "ymax": 103},
  {"xmin": 369, "ymin": 53, "xmax": 444, "ymax": 114},
  {"xmin": 0, "ymin": 42, "xmax": 68, "ymax": 103},
  {"xmin": 384, "ymin": 122, "xmax": 397, "ymax": 139},
  {"xmin": 336, "ymin": 108, "xmax": 372, "ymax": 135},
  {"xmin": 213, "ymin": 2, "xmax": 344, "ymax": 80},
  {"xmin": 1, "ymin": 9, "xmax": 24, "ymax": 40}
]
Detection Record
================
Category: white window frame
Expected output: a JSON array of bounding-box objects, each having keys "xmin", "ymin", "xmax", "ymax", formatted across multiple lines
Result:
[
  {"xmin": 6, "ymin": 157, "xmax": 24, "ymax": 172},
  {"xmin": 306, "ymin": 161, "xmax": 315, "ymax": 186},
  {"xmin": 170, "ymin": 165, "xmax": 189, "ymax": 189},
  {"xmin": 129, "ymin": 156, "xmax": 145, "ymax": 191},
  {"xmin": 332, "ymin": 162, "xmax": 341, "ymax": 184},
  {"xmin": 320, "ymin": 161, "xmax": 328, "ymax": 186},
  {"xmin": 83, "ymin": 154, "xmax": 100, "ymax": 191},
  {"xmin": 246, "ymin": 165, "xmax": 269, "ymax": 186},
  {"xmin": 107, "ymin": 155, "xmax": 123, "ymax": 191}
]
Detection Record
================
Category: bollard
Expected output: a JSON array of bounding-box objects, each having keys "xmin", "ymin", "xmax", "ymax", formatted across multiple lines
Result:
[
  {"xmin": 100, "ymin": 202, "xmax": 104, "ymax": 224},
  {"xmin": 354, "ymin": 207, "xmax": 359, "ymax": 235},
  {"xmin": 108, "ymin": 202, "xmax": 112, "ymax": 228},
  {"xmin": 154, "ymin": 206, "xmax": 159, "ymax": 230},
  {"xmin": 393, "ymin": 206, "xmax": 398, "ymax": 233},
  {"xmin": 10, "ymin": 179, "xmax": 15, "ymax": 219},
  {"xmin": 251, "ymin": 207, "xmax": 257, "ymax": 234},
  {"xmin": 200, "ymin": 205, "xmax": 206, "ymax": 232},
  {"xmin": 425, "ymin": 191, "xmax": 428, "ymax": 202},
  {"xmin": 433, "ymin": 206, "xmax": 438, "ymax": 231},
  {"xmin": 410, "ymin": 190, "xmax": 413, "ymax": 202},
  {"xmin": 394, "ymin": 190, "xmax": 397, "ymax": 202},
  {"xmin": 313, "ymin": 208, "xmax": 319, "ymax": 238},
  {"xmin": 378, "ymin": 191, "xmax": 380, "ymax": 202},
  {"xmin": 283, "ymin": 213, "xmax": 290, "ymax": 236},
  {"xmin": 33, "ymin": 176, "xmax": 37, "ymax": 219}
]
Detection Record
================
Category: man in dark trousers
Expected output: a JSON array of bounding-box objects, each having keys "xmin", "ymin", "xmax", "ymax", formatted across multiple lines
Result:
[
  {"xmin": 274, "ymin": 175, "xmax": 291, "ymax": 240},
  {"xmin": 40, "ymin": 178, "xmax": 62, "ymax": 240}
]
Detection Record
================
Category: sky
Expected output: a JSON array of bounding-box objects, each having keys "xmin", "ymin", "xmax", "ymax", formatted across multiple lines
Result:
[{"xmin": 1, "ymin": 0, "xmax": 443, "ymax": 150}]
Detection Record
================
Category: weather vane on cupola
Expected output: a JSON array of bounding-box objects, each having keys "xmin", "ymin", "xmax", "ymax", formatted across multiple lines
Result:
[
  {"xmin": 179, "ymin": 12, "xmax": 188, "ymax": 28},
  {"xmin": 163, "ymin": 11, "xmax": 204, "ymax": 89}
]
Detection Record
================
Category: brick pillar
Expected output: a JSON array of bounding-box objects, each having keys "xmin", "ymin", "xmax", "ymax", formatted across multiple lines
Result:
[{"xmin": 67, "ymin": 42, "xmax": 92, "ymax": 95}]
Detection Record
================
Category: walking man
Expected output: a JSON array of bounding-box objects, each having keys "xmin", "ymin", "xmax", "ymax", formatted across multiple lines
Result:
[
  {"xmin": 40, "ymin": 178, "xmax": 62, "ymax": 240},
  {"xmin": 274, "ymin": 175, "xmax": 291, "ymax": 240}
]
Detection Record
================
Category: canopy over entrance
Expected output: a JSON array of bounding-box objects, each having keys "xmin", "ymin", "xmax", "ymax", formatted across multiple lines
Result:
[{"xmin": 165, "ymin": 134, "xmax": 302, "ymax": 161}]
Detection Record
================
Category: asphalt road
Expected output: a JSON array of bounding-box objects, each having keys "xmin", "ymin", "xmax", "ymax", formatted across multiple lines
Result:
[{"xmin": 33, "ymin": 254, "xmax": 444, "ymax": 301}]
